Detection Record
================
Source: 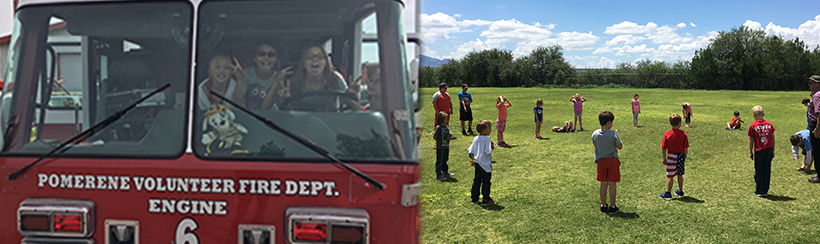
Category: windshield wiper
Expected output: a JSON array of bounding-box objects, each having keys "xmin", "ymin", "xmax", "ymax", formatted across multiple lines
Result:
[
  {"xmin": 8, "ymin": 84, "xmax": 170, "ymax": 180},
  {"xmin": 210, "ymin": 91, "xmax": 386, "ymax": 191}
]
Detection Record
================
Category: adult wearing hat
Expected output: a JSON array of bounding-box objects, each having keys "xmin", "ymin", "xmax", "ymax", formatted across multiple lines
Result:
[
  {"xmin": 432, "ymin": 83, "xmax": 453, "ymax": 128},
  {"xmin": 806, "ymin": 75, "xmax": 820, "ymax": 183}
]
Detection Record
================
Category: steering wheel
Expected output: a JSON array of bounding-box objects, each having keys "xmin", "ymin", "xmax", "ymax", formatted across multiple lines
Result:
[{"xmin": 279, "ymin": 90, "xmax": 360, "ymax": 112}]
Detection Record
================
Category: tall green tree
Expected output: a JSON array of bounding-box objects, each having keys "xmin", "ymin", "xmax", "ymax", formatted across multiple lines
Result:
[
  {"xmin": 527, "ymin": 46, "xmax": 575, "ymax": 85},
  {"xmin": 461, "ymin": 49, "xmax": 514, "ymax": 87}
]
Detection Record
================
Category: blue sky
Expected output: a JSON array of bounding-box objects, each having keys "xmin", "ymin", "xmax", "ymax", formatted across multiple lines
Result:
[{"xmin": 421, "ymin": 0, "xmax": 820, "ymax": 68}]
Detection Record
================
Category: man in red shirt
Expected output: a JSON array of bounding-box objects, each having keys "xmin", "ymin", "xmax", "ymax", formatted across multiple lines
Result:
[
  {"xmin": 432, "ymin": 83, "xmax": 452, "ymax": 127},
  {"xmin": 659, "ymin": 114, "xmax": 689, "ymax": 200},
  {"xmin": 748, "ymin": 105, "xmax": 775, "ymax": 197}
]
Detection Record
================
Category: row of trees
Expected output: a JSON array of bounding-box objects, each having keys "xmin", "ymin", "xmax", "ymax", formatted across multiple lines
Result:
[{"xmin": 420, "ymin": 27, "xmax": 820, "ymax": 90}]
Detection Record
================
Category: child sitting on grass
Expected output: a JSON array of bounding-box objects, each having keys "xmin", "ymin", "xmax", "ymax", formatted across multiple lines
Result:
[
  {"xmin": 469, "ymin": 120, "xmax": 496, "ymax": 205},
  {"xmin": 726, "ymin": 111, "xmax": 745, "ymax": 130},
  {"xmin": 660, "ymin": 114, "xmax": 689, "ymax": 200}
]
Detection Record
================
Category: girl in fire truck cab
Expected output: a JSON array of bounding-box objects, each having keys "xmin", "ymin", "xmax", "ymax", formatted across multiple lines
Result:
[
  {"xmin": 197, "ymin": 53, "xmax": 246, "ymax": 110},
  {"xmin": 277, "ymin": 45, "xmax": 361, "ymax": 111}
]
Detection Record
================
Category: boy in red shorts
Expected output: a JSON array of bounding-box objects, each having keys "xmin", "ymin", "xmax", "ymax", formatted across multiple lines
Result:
[{"xmin": 591, "ymin": 110, "xmax": 623, "ymax": 214}]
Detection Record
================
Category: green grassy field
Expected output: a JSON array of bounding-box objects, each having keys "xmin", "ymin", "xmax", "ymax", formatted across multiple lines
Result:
[{"xmin": 419, "ymin": 88, "xmax": 819, "ymax": 243}]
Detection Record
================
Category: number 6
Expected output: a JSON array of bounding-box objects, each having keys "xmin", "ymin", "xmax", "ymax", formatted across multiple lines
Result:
[{"xmin": 175, "ymin": 217, "xmax": 199, "ymax": 244}]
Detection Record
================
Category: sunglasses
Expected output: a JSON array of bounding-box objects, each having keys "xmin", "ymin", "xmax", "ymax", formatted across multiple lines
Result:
[{"xmin": 256, "ymin": 51, "xmax": 277, "ymax": 58}]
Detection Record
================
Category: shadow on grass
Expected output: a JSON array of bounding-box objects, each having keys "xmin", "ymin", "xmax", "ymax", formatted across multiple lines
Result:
[
  {"xmin": 537, "ymin": 137, "xmax": 550, "ymax": 140},
  {"xmin": 674, "ymin": 196, "xmax": 704, "ymax": 203},
  {"xmin": 481, "ymin": 204, "xmax": 505, "ymax": 211},
  {"xmin": 441, "ymin": 177, "xmax": 459, "ymax": 183},
  {"xmin": 608, "ymin": 211, "xmax": 639, "ymax": 219},
  {"xmin": 765, "ymin": 195, "xmax": 795, "ymax": 201},
  {"xmin": 499, "ymin": 144, "xmax": 517, "ymax": 148},
  {"xmin": 805, "ymin": 170, "xmax": 816, "ymax": 174}
]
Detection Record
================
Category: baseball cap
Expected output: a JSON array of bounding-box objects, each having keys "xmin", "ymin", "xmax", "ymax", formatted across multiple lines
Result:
[
  {"xmin": 438, "ymin": 82, "xmax": 448, "ymax": 88},
  {"xmin": 809, "ymin": 75, "xmax": 820, "ymax": 83},
  {"xmin": 461, "ymin": 83, "xmax": 469, "ymax": 89}
]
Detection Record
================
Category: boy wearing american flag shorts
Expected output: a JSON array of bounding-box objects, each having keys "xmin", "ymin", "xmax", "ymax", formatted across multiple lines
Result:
[{"xmin": 660, "ymin": 114, "xmax": 689, "ymax": 200}]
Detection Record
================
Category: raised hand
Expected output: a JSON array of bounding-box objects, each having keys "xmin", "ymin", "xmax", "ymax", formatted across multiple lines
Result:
[
  {"xmin": 275, "ymin": 66, "xmax": 294, "ymax": 82},
  {"xmin": 231, "ymin": 57, "xmax": 245, "ymax": 81},
  {"xmin": 278, "ymin": 78, "xmax": 291, "ymax": 99}
]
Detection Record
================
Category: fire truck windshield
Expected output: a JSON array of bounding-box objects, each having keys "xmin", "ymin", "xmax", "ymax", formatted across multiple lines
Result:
[{"xmin": 0, "ymin": 0, "xmax": 418, "ymax": 163}]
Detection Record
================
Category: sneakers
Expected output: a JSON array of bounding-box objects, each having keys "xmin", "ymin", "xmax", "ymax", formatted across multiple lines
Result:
[
  {"xmin": 447, "ymin": 172, "xmax": 455, "ymax": 177},
  {"xmin": 755, "ymin": 193, "xmax": 768, "ymax": 197},
  {"xmin": 471, "ymin": 200, "xmax": 480, "ymax": 204},
  {"xmin": 674, "ymin": 189, "xmax": 684, "ymax": 197},
  {"xmin": 600, "ymin": 204, "xmax": 609, "ymax": 213},
  {"xmin": 497, "ymin": 142, "xmax": 509, "ymax": 146},
  {"xmin": 608, "ymin": 205, "xmax": 620, "ymax": 214},
  {"xmin": 810, "ymin": 177, "xmax": 820, "ymax": 183},
  {"xmin": 434, "ymin": 176, "xmax": 446, "ymax": 181},
  {"xmin": 480, "ymin": 199, "xmax": 495, "ymax": 206},
  {"xmin": 462, "ymin": 130, "xmax": 468, "ymax": 136},
  {"xmin": 535, "ymin": 135, "xmax": 542, "ymax": 139},
  {"xmin": 467, "ymin": 130, "xmax": 475, "ymax": 135},
  {"xmin": 659, "ymin": 192, "xmax": 672, "ymax": 200}
]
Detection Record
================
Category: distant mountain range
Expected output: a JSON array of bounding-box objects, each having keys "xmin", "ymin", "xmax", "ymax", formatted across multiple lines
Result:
[{"xmin": 419, "ymin": 55, "xmax": 452, "ymax": 68}]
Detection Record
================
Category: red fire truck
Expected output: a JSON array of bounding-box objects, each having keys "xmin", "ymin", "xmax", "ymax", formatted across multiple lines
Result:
[{"xmin": 0, "ymin": 0, "xmax": 421, "ymax": 243}]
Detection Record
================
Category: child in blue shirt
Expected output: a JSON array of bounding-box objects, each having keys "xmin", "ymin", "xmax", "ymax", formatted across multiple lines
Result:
[{"xmin": 534, "ymin": 99, "xmax": 544, "ymax": 139}]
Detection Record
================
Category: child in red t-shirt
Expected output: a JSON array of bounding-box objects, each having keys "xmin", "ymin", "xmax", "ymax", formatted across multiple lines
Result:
[
  {"xmin": 748, "ymin": 106, "xmax": 775, "ymax": 197},
  {"xmin": 726, "ymin": 111, "xmax": 745, "ymax": 130},
  {"xmin": 660, "ymin": 114, "xmax": 689, "ymax": 200}
]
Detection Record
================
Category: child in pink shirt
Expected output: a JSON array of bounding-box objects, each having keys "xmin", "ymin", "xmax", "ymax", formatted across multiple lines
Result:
[
  {"xmin": 496, "ymin": 96, "xmax": 512, "ymax": 146},
  {"xmin": 631, "ymin": 93, "xmax": 640, "ymax": 127},
  {"xmin": 571, "ymin": 94, "xmax": 587, "ymax": 131}
]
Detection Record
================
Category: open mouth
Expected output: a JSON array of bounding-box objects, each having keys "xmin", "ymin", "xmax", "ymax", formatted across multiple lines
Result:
[{"xmin": 310, "ymin": 64, "xmax": 321, "ymax": 73}]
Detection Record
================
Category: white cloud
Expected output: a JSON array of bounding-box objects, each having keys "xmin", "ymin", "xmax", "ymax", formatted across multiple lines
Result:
[
  {"xmin": 460, "ymin": 19, "xmax": 493, "ymax": 26},
  {"xmin": 743, "ymin": 20, "xmax": 763, "ymax": 31},
  {"xmin": 762, "ymin": 15, "xmax": 820, "ymax": 48},
  {"xmin": 740, "ymin": 16, "xmax": 820, "ymax": 49},
  {"xmin": 690, "ymin": 22, "xmax": 698, "ymax": 27},
  {"xmin": 605, "ymin": 35, "xmax": 645, "ymax": 46},
  {"xmin": 604, "ymin": 21, "xmax": 658, "ymax": 35},
  {"xmin": 556, "ymin": 31, "xmax": 599, "ymax": 50},
  {"xmin": 421, "ymin": 12, "xmax": 461, "ymax": 42},
  {"xmin": 445, "ymin": 38, "xmax": 502, "ymax": 60},
  {"xmin": 480, "ymin": 19, "xmax": 553, "ymax": 42},
  {"xmin": 621, "ymin": 44, "xmax": 654, "ymax": 56},
  {"xmin": 592, "ymin": 46, "xmax": 613, "ymax": 54},
  {"xmin": 567, "ymin": 56, "xmax": 617, "ymax": 68},
  {"xmin": 603, "ymin": 21, "xmax": 696, "ymax": 45},
  {"xmin": 420, "ymin": 44, "xmax": 439, "ymax": 59},
  {"xmin": 421, "ymin": 12, "xmax": 499, "ymax": 43}
]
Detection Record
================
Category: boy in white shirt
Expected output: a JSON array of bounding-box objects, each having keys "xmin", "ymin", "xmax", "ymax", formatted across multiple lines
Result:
[{"xmin": 469, "ymin": 120, "xmax": 496, "ymax": 205}]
